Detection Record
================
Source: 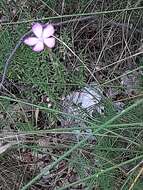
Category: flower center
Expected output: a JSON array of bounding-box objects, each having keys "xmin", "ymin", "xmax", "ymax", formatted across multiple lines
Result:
[{"xmin": 39, "ymin": 37, "xmax": 44, "ymax": 42}]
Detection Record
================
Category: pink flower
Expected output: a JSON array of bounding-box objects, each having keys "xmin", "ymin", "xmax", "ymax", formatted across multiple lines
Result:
[{"xmin": 24, "ymin": 23, "xmax": 55, "ymax": 52}]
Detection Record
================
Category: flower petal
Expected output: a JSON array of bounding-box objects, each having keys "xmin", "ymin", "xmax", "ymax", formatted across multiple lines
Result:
[
  {"xmin": 44, "ymin": 37, "xmax": 55, "ymax": 48},
  {"xmin": 43, "ymin": 24, "xmax": 55, "ymax": 38},
  {"xmin": 33, "ymin": 41, "xmax": 44, "ymax": 52},
  {"xmin": 32, "ymin": 23, "xmax": 43, "ymax": 38},
  {"xmin": 24, "ymin": 37, "xmax": 39, "ymax": 46}
]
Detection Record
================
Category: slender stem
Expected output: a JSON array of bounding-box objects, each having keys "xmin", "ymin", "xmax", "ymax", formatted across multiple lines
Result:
[
  {"xmin": 58, "ymin": 155, "xmax": 143, "ymax": 190},
  {"xmin": 95, "ymin": 98, "xmax": 143, "ymax": 133},
  {"xmin": 1, "ymin": 11, "xmax": 142, "ymax": 90},
  {"xmin": 1, "ymin": 94, "xmax": 142, "ymax": 190},
  {"xmin": 20, "ymin": 137, "xmax": 88, "ymax": 190},
  {"xmin": 1, "ymin": 6, "xmax": 143, "ymax": 25},
  {"xmin": 0, "ymin": 30, "xmax": 31, "ymax": 90}
]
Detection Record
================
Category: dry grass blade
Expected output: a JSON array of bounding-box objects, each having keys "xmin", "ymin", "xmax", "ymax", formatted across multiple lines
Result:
[{"xmin": 129, "ymin": 166, "xmax": 143, "ymax": 190}]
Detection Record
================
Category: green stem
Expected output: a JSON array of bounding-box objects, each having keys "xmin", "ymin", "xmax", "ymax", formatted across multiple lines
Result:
[
  {"xmin": 2, "ymin": 6, "xmax": 143, "ymax": 25},
  {"xmin": 20, "ymin": 137, "xmax": 87, "ymax": 190},
  {"xmin": 58, "ymin": 154, "xmax": 143, "ymax": 190}
]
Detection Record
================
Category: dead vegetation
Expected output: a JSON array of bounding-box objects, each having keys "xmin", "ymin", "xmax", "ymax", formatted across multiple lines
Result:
[{"xmin": 0, "ymin": 0, "xmax": 143, "ymax": 189}]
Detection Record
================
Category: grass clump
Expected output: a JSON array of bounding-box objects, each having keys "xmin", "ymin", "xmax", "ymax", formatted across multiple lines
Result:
[{"xmin": 0, "ymin": 0, "xmax": 143, "ymax": 189}]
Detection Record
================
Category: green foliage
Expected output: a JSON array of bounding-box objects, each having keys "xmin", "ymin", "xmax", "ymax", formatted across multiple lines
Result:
[{"xmin": 0, "ymin": 0, "xmax": 143, "ymax": 190}]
